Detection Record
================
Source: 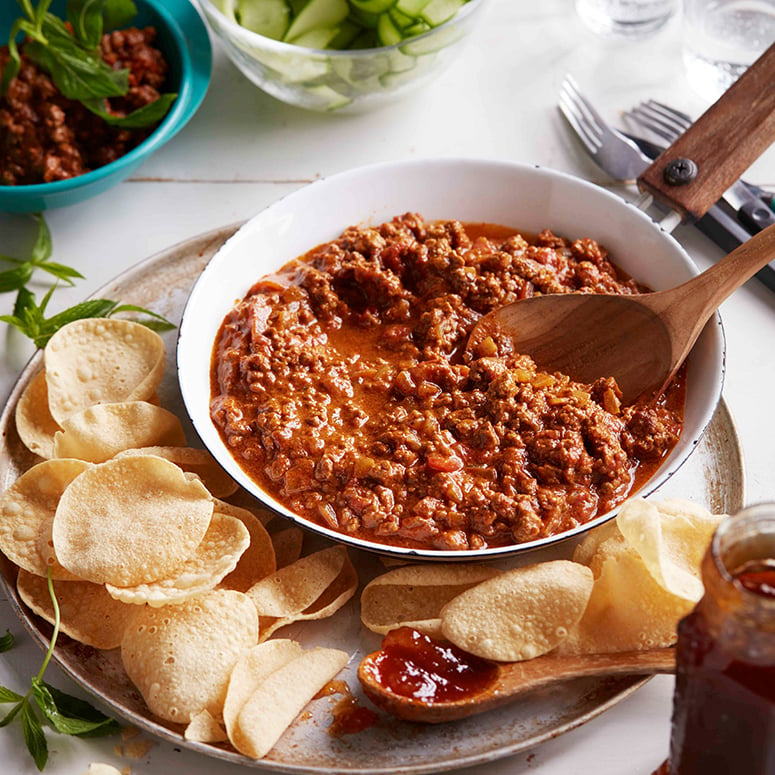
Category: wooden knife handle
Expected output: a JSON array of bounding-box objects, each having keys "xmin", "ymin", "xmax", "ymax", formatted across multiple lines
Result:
[{"xmin": 637, "ymin": 42, "xmax": 775, "ymax": 222}]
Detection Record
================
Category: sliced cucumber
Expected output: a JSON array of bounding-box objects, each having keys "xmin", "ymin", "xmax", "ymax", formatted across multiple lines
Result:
[
  {"xmin": 388, "ymin": 6, "xmax": 414, "ymax": 28},
  {"xmin": 288, "ymin": 25, "xmax": 342, "ymax": 48},
  {"xmin": 419, "ymin": 0, "xmax": 465, "ymax": 26},
  {"xmin": 330, "ymin": 51, "xmax": 390, "ymax": 88},
  {"xmin": 394, "ymin": 0, "xmax": 432, "ymax": 15},
  {"xmin": 386, "ymin": 46, "xmax": 417, "ymax": 72},
  {"xmin": 303, "ymin": 82, "xmax": 353, "ymax": 110},
  {"xmin": 350, "ymin": 0, "xmax": 397, "ymax": 12},
  {"xmin": 329, "ymin": 19, "xmax": 361, "ymax": 48},
  {"xmin": 376, "ymin": 12, "xmax": 402, "ymax": 45},
  {"xmin": 348, "ymin": 5, "xmax": 380, "ymax": 29},
  {"xmin": 401, "ymin": 18, "xmax": 459, "ymax": 54},
  {"xmin": 348, "ymin": 28, "xmax": 381, "ymax": 47},
  {"xmin": 213, "ymin": 0, "xmax": 238, "ymax": 18},
  {"xmin": 284, "ymin": 0, "xmax": 349, "ymax": 41},
  {"xmin": 236, "ymin": 0, "xmax": 291, "ymax": 40}
]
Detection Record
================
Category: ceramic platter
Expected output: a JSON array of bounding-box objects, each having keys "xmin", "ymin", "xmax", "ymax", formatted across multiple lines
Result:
[{"xmin": 0, "ymin": 225, "xmax": 744, "ymax": 774}]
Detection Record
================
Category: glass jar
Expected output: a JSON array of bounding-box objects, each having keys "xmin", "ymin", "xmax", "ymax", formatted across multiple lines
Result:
[{"xmin": 667, "ymin": 503, "xmax": 775, "ymax": 775}]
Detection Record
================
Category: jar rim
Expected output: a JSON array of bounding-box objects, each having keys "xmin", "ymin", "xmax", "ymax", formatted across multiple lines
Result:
[{"xmin": 711, "ymin": 503, "xmax": 775, "ymax": 601}]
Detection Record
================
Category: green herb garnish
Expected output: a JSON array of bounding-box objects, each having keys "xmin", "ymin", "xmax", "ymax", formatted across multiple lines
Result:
[
  {"xmin": 0, "ymin": 630, "xmax": 14, "ymax": 653},
  {"xmin": 0, "ymin": 571, "xmax": 121, "ymax": 770},
  {"xmin": 1, "ymin": 0, "xmax": 177, "ymax": 129},
  {"xmin": 0, "ymin": 213, "xmax": 174, "ymax": 348}
]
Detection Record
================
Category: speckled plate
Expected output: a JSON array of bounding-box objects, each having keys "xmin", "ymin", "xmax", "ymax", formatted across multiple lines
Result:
[{"xmin": 0, "ymin": 224, "xmax": 744, "ymax": 774}]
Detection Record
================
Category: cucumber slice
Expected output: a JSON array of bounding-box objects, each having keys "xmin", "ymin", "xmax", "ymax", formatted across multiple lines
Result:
[
  {"xmin": 329, "ymin": 20, "xmax": 361, "ymax": 48},
  {"xmin": 288, "ymin": 25, "xmax": 341, "ymax": 48},
  {"xmin": 386, "ymin": 46, "xmax": 417, "ymax": 72},
  {"xmin": 330, "ymin": 51, "xmax": 390, "ymax": 88},
  {"xmin": 284, "ymin": 0, "xmax": 349, "ymax": 41},
  {"xmin": 236, "ymin": 0, "xmax": 291, "ymax": 40},
  {"xmin": 376, "ymin": 12, "xmax": 402, "ymax": 45},
  {"xmin": 395, "ymin": 0, "xmax": 432, "ymax": 15},
  {"xmin": 388, "ymin": 7, "xmax": 414, "ymax": 28},
  {"xmin": 400, "ymin": 18, "xmax": 459, "ymax": 53},
  {"xmin": 419, "ymin": 0, "xmax": 465, "ymax": 26},
  {"xmin": 348, "ymin": 28, "xmax": 381, "ymax": 47},
  {"xmin": 213, "ymin": 0, "xmax": 236, "ymax": 18},
  {"xmin": 350, "ymin": 0, "xmax": 397, "ymax": 12},
  {"xmin": 403, "ymin": 20, "xmax": 431, "ymax": 37},
  {"xmin": 348, "ymin": 6, "xmax": 380, "ymax": 29},
  {"xmin": 303, "ymin": 82, "xmax": 353, "ymax": 110}
]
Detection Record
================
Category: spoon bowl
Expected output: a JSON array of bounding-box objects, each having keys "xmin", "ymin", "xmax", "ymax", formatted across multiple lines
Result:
[
  {"xmin": 358, "ymin": 647, "xmax": 676, "ymax": 723},
  {"xmin": 468, "ymin": 223, "xmax": 775, "ymax": 404}
]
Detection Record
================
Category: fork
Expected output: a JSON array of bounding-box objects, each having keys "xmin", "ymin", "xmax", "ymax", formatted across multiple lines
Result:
[
  {"xmin": 558, "ymin": 75, "xmax": 651, "ymax": 182},
  {"xmin": 559, "ymin": 82, "xmax": 775, "ymax": 289},
  {"xmin": 622, "ymin": 99, "xmax": 692, "ymax": 146}
]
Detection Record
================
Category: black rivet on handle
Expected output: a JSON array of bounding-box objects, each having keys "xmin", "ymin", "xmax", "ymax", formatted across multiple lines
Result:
[{"xmin": 663, "ymin": 158, "xmax": 698, "ymax": 186}]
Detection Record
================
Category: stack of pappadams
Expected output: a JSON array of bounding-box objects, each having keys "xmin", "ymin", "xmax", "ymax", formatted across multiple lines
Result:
[
  {"xmin": 0, "ymin": 318, "xmax": 723, "ymax": 759},
  {"xmin": 0, "ymin": 319, "xmax": 357, "ymax": 758}
]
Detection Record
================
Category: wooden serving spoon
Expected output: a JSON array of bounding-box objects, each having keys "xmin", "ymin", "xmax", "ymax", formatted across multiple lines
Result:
[
  {"xmin": 358, "ymin": 647, "xmax": 675, "ymax": 723},
  {"xmin": 466, "ymin": 222, "xmax": 775, "ymax": 404}
]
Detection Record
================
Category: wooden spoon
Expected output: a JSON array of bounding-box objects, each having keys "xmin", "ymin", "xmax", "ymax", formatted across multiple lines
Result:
[
  {"xmin": 466, "ymin": 222, "xmax": 775, "ymax": 404},
  {"xmin": 358, "ymin": 647, "xmax": 675, "ymax": 723}
]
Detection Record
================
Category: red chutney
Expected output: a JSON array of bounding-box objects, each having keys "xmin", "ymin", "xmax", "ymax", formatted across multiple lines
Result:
[
  {"xmin": 667, "ymin": 507, "xmax": 775, "ymax": 775},
  {"xmin": 366, "ymin": 626, "xmax": 497, "ymax": 703}
]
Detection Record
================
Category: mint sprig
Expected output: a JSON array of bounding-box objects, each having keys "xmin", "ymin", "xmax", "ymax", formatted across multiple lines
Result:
[
  {"xmin": 1, "ymin": 0, "xmax": 177, "ymax": 129},
  {"xmin": 0, "ymin": 213, "xmax": 174, "ymax": 348},
  {"xmin": 0, "ymin": 572, "xmax": 120, "ymax": 770}
]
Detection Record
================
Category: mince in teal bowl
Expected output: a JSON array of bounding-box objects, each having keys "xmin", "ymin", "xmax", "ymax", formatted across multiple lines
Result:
[{"xmin": 0, "ymin": 0, "xmax": 212, "ymax": 212}]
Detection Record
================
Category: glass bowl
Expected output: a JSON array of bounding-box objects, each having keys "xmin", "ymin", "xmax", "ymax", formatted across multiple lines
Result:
[
  {"xmin": 0, "ymin": 0, "xmax": 212, "ymax": 213},
  {"xmin": 197, "ymin": 0, "xmax": 487, "ymax": 112}
]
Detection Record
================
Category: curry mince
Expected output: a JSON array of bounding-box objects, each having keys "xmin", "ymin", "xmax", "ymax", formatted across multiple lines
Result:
[
  {"xmin": 0, "ymin": 27, "xmax": 168, "ymax": 186},
  {"xmin": 211, "ymin": 214, "xmax": 684, "ymax": 552}
]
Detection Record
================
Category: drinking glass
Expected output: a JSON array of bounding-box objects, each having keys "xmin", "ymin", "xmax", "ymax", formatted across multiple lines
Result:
[
  {"xmin": 683, "ymin": 0, "xmax": 775, "ymax": 100},
  {"xmin": 575, "ymin": 0, "xmax": 678, "ymax": 38}
]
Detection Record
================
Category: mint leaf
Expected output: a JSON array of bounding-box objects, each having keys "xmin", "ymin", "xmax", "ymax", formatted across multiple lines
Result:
[
  {"xmin": 0, "ymin": 688, "xmax": 23, "ymax": 704},
  {"xmin": 34, "ymin": 261, "xmax": 84, "ymax": 285},
  {"xmin": 67, "ymin": 0, "xmax": 107, "ymax": 49},
  {"xmin": 0, "ymin": 289, "xmax": 175, "ymax": 349},
  {"xmin": 0, "ymin": 630, "xmax": 14, "ymax": 653},
  {"xmin": 29, "ymin": 213, "xmax": 53, "ymax": 264},
  {"xmin": 0, "ymin": 701, "xmax": 23, "ymax": 727},
  {"xmin": 102, "ymin": 0, "xmax": 138, "ymax": 32},
  {"xmin": 82, "ymin": 91, "xmax": 178, "ymax": 129},
  {"xmin": 109, "ymin": 303, "xmax": 176, "ymax": 331},
  {"xmin": 0, "ymin": 264, "xmax": 34, "ymax": 294},
  {"xmin": 25, "ymin": 15, "xmax": 129, "ymax": 100},
  {"xmin": 32, "ymin": 681, "xmax": 119, "ymax": 737},
  {"xmin": 21, "ymin": 700, "xmax": 48, "ymax": 771},
  {"xmin": 0, "ymin": 19, "xmax": 24, "ymax": 95}
]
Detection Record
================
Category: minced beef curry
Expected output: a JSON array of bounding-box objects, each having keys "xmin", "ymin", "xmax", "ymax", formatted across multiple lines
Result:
[
  {"xmin": 211, "ymin": 214, "xmax": 684, "ymax": 552},
  {"xmin": 0, "ymin": 27, "xmax": 167, "ymax": 186}
]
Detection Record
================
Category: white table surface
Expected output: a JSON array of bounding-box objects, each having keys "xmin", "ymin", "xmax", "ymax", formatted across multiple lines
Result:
[{"xmin": 1, "ymin": 1, "xmax": 774, "ymax": 773}]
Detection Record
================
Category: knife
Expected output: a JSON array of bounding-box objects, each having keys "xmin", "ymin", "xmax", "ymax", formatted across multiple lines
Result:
[
  {"xmin": 723, "ymin": 179, "xmax": 775, "ymax": 234},
  {"xmin": 625, "ymin": 133, "xmax": 775, "ymax": 291}
]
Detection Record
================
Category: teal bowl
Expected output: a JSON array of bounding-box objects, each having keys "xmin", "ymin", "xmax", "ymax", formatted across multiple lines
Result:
[{"xmin": 0, "ymin": 0, "xmax": 212, "ymax": 212}]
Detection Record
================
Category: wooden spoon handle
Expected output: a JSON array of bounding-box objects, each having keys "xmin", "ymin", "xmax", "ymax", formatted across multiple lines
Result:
[
  {"xmin": 637, "ymin": 42, "xmax": 775, "ymax": 221},
  {"xmin": 494, "ymin": 648, "xmax": 676, "ymax": 696},
  {"xmin": 649, "ymin": 222, "xmax": 775, "ymax": 377}
]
